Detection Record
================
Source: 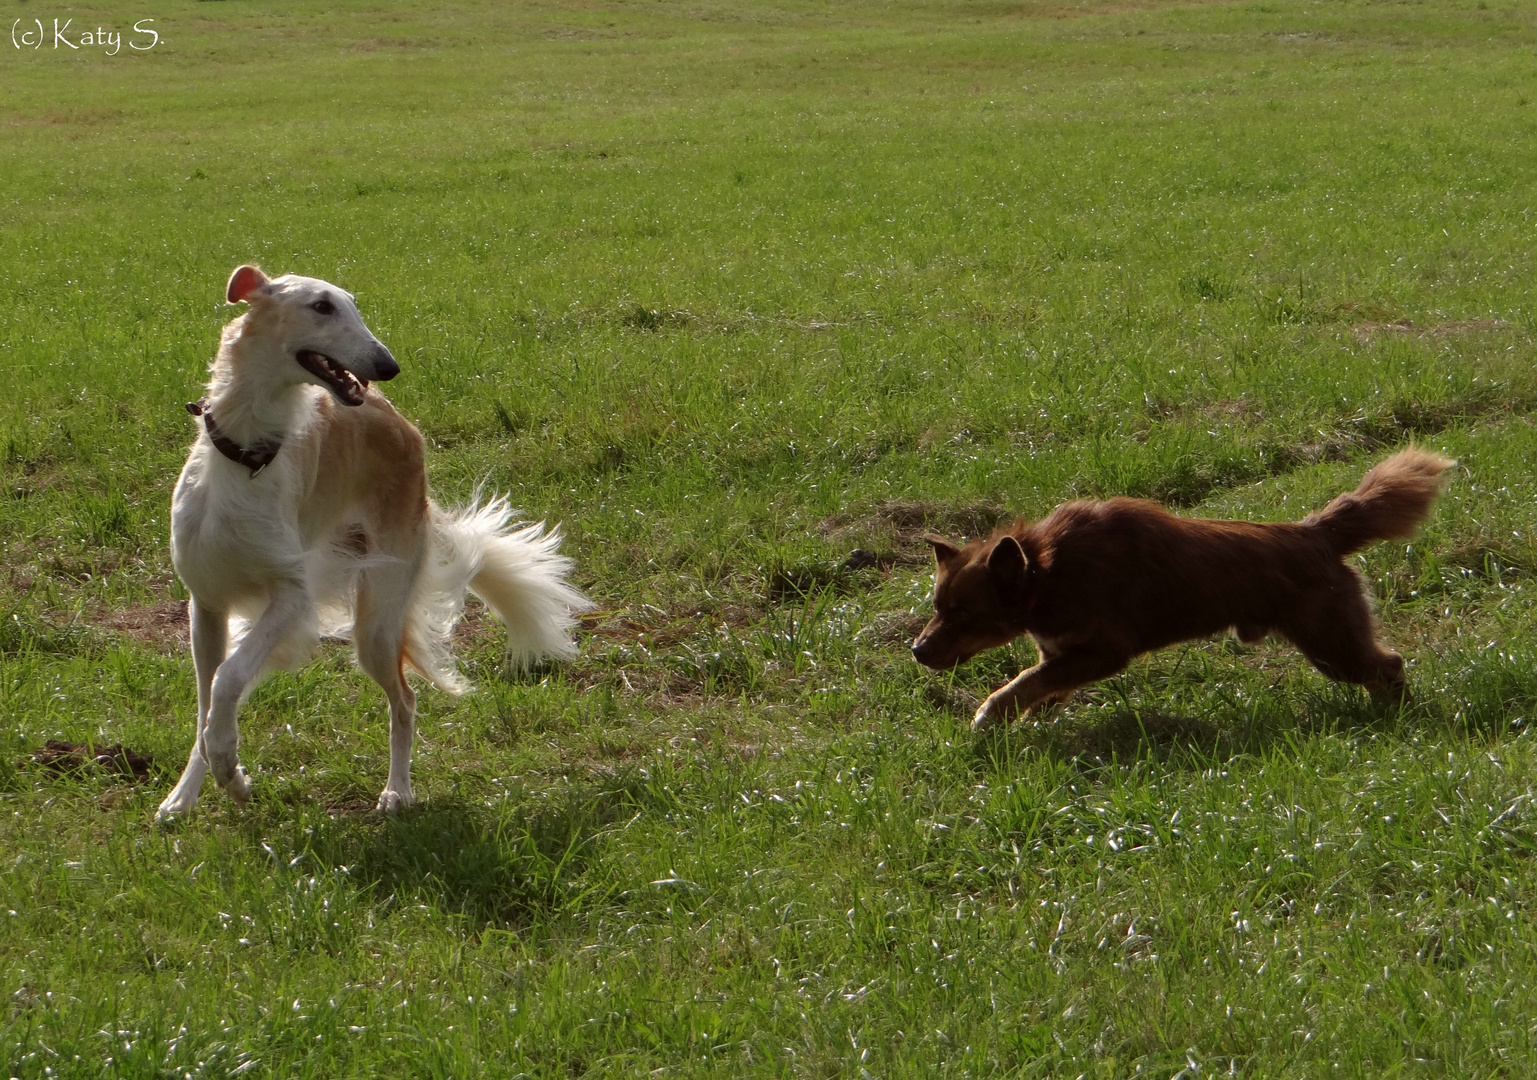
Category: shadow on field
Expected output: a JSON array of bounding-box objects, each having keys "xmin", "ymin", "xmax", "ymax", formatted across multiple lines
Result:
[
  {"xmin": 970, "ymin": 708, "xmax": 1222, "ymax": 770},
  {"xmin": 308, "ymin": 778, "xmax": 647, "ymax": 927},
  {"xmin": 1049, "ymin": 708, "xmax": 1224, "ymax": 764},
  {"xmin": 964, "ymin": 659, "xmax": 1537, "ymax": 771},
  {"xmin": 965, "ymin": 685, "xmax": 1422, "ymax": 771}
]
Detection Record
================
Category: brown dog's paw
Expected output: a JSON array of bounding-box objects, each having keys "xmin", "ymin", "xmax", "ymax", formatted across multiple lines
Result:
[
  {"xmin": 1370, "ymin": 679, "xmax": 1411, "ymax": 706},
  {"xmin": 972, "ymin": 696, "xmax": 1010, "ymax": 732}
]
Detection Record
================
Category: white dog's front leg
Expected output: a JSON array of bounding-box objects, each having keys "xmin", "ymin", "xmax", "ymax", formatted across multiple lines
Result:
[
  {"xmin": 201, "ymin": 586, "xmax": 312, "ymax": 806},
  {"xmin": 156, "ymin": 598, "xmax": 228, "ymax": 822}
]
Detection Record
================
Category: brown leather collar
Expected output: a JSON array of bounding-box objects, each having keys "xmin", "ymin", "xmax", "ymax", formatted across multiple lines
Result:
[{"xmin": 186, "ymin": 400, "xmax": 281, "ymax": 477}]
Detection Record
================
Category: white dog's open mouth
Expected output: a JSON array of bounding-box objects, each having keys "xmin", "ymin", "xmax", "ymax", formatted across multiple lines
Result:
[{"xmin": 297, "ymin": 350, "xmax": 369, "ymax": 406}]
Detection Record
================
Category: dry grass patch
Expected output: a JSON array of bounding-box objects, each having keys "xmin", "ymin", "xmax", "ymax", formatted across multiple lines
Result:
[{"xmin": 1349, "ymin": 317, "xmax": 1511, "ymax": 342}]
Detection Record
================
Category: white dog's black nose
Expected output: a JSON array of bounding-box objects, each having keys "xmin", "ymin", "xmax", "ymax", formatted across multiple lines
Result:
[{"xmin": 372, "ymin": 348, "xmax": 401, "ymax": 382}]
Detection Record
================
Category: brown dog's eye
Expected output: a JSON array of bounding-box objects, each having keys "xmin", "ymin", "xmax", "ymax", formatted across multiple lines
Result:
[{"xmin": 311, "ymin": 298, "xmax": 336, "ymax": 316}]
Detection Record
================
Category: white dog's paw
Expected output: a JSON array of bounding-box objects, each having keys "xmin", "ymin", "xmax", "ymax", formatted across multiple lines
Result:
[
  {"xmin": 155, "ymin": 790, "xmax": 199, "ymax": 823},
  {"xmin": 205, "ymin": 743, "xmax": 239, "ymax": 785},
  {"xmin": 376, "ymin": 787, "xmax": 414, "ymax": 814},
  {"xmin": 222, "ymin": 766, "xmax": 252, "ymax": 807}
]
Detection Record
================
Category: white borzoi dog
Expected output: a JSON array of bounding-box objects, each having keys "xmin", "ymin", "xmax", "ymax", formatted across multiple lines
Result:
[{"xmin": 156, "ymin": 265, "xmax": 589, "ymax": 821}]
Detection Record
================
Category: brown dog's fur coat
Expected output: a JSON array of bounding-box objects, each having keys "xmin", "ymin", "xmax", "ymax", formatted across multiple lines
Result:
[{"xmin": 911, "ymin": 449, "xmax": 1455, "ymax": 730}]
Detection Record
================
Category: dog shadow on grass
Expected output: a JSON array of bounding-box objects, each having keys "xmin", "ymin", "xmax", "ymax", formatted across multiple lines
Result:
[
  {"xmin": 962, "ymin": 682, "xmax": 1421, "ymax": 771},
  {"xmin": 968, "ymin": 707, "xmax": 1224, "ymax": 770},
  {"xmin": 299, "ymin": 780, "xmax": 642, "ymax": 928}
]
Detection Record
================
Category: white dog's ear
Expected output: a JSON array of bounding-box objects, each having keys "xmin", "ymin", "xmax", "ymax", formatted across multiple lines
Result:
[{"xmin": 225, "ymin": 265, "xmax": 270, "ymax": 304}]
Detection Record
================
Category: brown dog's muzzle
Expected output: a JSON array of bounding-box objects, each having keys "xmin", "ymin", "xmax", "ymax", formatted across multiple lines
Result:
[
  {"xmin": 911, "ymin": 624, "xmax": 963, "ymax": 669},
  {"xmin": 912, "ymin": 615, "xmax": 1015, "ymax": 669}
]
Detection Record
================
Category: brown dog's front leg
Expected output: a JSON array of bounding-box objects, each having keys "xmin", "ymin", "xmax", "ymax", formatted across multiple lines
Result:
[
  {"xmin": 972, "ymin": 664, "xmax": 1050, "ymax": 732},
  {"xmin": 972, "ymin": 649, "xmax": 1130, "ymax": 732}
]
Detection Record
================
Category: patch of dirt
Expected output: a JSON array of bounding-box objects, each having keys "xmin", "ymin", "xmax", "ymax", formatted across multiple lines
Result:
[
  {"xmin": 765, "ymin": 559, "xmax": 867, "ymax": 602},
  {"xmin": 97, "ymin": 599, "xmax": 188, "ymax": 650},
  {"xmin": 619, "ymin": 305, "xmax": 692, "ymax": 331},
  {"xmin": 1263, "ymin": 436, "xmax": 1359, "ymax": 471},
  {"xmin": 452, "ymin": 604, "xmax": 493, "ymax": 642},
  {"xmin": 346, "ymin": 37, "xmax": 420, "ymax": 52},
  {"xmin": 8, "ymin": 108, "xmax": 129, "ymax": 129},
  {"xmin": 30, "ymin": 740, "xmax": 154, "ymax": 783},
  {"xmin": 324, "ymin": 794, "xmax": 379, "ymax": 818},
  {"xmin": 577, "ymin": 606, "xmax": 721, "ymax": 650},
  {"xmin": 541, "ymin": 25, "xmax": 616, "ymax": 42},
  {"xmin": 1146, "ymin": 397, "xmax": 1263, "ymax": 426},
  {"xmin": 872, "ymin": 611, "xmax": 928, "ymax": 646},
  {"xmin": 93, "ymin": 594, "xmax": 592, "ymax": 654},
  {"xmin": 840, "ymin": 548, "xmax": 886, "ymax": 572},
  {"xmin": 820, "ymin": 499, "xmax": 1012, "ymax": 549},
  {"xmin": 1350, "ymin": 317, "xmax": 1509, "ymax": 342},
  {"xmin": 924, "ymin": 681, "xmax": 981, "ymax": 717},
  {"xmin": 1009, "ymin": 0, "xmax": 1244, "ymax": 18}
]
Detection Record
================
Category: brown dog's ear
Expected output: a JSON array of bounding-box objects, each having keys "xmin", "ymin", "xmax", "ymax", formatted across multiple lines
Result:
[
  {"xmin": 225, "ymin": 265, "xmax": 270, "ymax": 304},
  {"xmin": 923, "ymin": 534, "xmax": 961, "ymax": 564},
  {"xmin": 988, "ymin": 535, "xmax": 1028, "ymax": 584}
]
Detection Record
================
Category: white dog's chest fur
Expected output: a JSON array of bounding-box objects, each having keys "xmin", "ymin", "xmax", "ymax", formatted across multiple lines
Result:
[
  {"xmin": 173, "ymin": 450, "xmax": 302, "ymax": 599},
  {"xmin": 171, "ymin": 396, "xmax": 362, "ymax": 660}
]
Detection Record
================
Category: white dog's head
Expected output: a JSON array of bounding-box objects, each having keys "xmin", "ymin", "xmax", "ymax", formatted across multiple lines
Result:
[{"xmin": 225, "ymin": 265, "xmax": 399, "ymax": 407}]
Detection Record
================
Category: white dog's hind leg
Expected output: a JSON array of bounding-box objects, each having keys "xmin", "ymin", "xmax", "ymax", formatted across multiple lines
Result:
[
  {"xmin": 156, "ymin": 598, "xmax": 228, "ymax": 822},
  {"xmin": 376, "ymin": 677, "xmax": 416, "ymax": 814},
  {"xmin": 202, "ymin": 584, "xmax": 313, "ymax": 805},
  {"xmin": 355, "ymin": 563, "xmax": 419, "ymax": 813}
]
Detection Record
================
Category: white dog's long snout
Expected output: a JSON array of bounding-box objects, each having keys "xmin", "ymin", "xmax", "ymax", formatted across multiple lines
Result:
[{"xmin": 316, "ymin": 328, "xmax": 397, "ymax": 383}]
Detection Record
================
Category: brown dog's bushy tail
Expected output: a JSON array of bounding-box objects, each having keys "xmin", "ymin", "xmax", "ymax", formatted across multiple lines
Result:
[{"xmin": 1303, "ymin": 448, "xmax": 1456, "ymax": 556}]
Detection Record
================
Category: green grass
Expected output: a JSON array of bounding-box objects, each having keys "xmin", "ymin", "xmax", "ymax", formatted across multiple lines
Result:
[{"xmin": 8, "ymin": 0, "xmax": 1537, "ymax": 1074}]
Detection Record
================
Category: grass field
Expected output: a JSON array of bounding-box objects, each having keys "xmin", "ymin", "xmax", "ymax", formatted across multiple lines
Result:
[{"xmin": 8, "ymin": 0, "xmax": 1537, "ymax": 1074}]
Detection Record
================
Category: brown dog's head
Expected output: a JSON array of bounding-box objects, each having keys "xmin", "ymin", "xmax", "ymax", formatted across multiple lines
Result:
[{"xmin": 910, "ymin": 533, "xmax": 1032, "ymax": 669}]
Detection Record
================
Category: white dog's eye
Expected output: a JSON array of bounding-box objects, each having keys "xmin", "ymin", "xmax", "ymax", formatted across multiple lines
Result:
[{"xmin": 311, "ymin": 298, "xmax": 336, "ymax": 316}]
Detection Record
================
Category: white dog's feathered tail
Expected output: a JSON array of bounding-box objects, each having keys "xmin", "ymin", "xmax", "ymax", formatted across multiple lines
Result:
[{"xmin": 402, "ymin": 492, "xmax": 592, "ymax": 693}]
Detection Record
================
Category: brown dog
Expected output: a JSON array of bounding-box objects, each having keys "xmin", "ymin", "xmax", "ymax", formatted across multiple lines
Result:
[{"xmin": 911, "ymin": 449, "xmax": 1454, "ymax": 730}]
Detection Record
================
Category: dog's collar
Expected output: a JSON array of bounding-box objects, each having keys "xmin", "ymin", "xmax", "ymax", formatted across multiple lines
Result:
[{"xmin": 186, "ymin": 400, "xmax": 282, "ymax": 477}]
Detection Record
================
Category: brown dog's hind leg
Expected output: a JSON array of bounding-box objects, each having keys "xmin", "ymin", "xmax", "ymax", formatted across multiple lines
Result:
[
  {"xmin": 1281, "ymin": 579, "xmax": 1407, "ymax": 697},
  {"xmin": 1234, "ymin": 623, "xmax": 1269, "ymax": 645},
  {"xmin": 973, "ymin": 648, "xmax": 1131, "ymax": 732}
]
